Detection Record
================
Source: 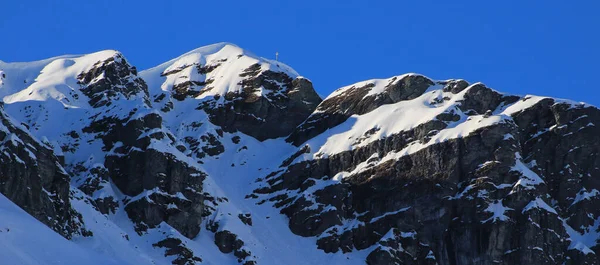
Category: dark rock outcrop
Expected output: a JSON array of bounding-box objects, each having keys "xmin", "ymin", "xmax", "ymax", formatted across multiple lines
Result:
[
  {"xmin": 214, "ymin": 230, "xmax": 256, "ymax": 265},
  {"xmin": 153, "ymin": 237, "xmax": 203, "ymax": 265},
  {"xmin": 77, "ymin": 52, "xmax": 150, "ymax": 108},
  {"xmin": 95, "ymin": 108, "xmax": 206, "ymax": 239},
  {"xmin": 200, "ymin": 65, "xmax": 322, "ymax": 141},
  {"xmin": 75, "ymin": 56, "xmax": 209, "ymax": 239},
  {"xmin": 0, "ymin": 108, "xmax": 84, "ymax": 239},
  {"xmin": 287, "ymin": 74, "xmax": 434, "ymax": 146}
]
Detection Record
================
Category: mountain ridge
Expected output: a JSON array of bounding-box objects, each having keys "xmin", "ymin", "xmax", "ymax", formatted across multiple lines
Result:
[{"xmin": 0, "ymin": 43, "xmax": 599, "ymax": 265}]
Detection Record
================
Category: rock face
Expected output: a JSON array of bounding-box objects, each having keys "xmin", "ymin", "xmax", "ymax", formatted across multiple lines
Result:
[
  {"xmin": 1, "ymin": 44, "xmax": 600, "ymax": 265},
  {"xmin": 152, "ymin": 237, "xmax": 203, "ymax": 265},
  {"xmin": 287, "ymin": 74, "xmax": 433, "ymax": 145},
  {"xmin": 77, "ymin": 52, "xmax": 149, "ymax": 107},
  {"xmin": 255, "ymin": 80, "xmax": 600, "ymax": 265},
  {"xmin": 0, "ymin": 106, "xmax": 84, "ymax": 239},
  {"xmin": 202, "ymin": 72, "xmax": 321, "ymax": 141},
  {"xmin": 214, "ymin": 230, "xmax": 256, "ymax": 265},
  {"xmin": 74, "ymin": 53, "xmax": 208, "ymax": 239}
]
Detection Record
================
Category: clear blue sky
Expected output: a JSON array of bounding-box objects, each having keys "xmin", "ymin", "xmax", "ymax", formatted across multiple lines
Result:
[{"xmin": 1, "ymin": 1, "xmax": 599, "ymax": 105}]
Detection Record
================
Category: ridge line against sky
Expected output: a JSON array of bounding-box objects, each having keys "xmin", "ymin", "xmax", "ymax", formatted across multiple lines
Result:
[{"xmin": 0, "ymin": 0, "xmax": 599, "ymax": 105}]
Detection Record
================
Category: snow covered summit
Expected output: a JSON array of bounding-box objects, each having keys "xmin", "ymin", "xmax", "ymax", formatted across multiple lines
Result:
[
  {"xmin": 141, "ymin": 42, "xmax": 322, "ymax": 140},
  {"xmin": 141, "ymin": 43, "xmax": 299, "ymax": 100}
]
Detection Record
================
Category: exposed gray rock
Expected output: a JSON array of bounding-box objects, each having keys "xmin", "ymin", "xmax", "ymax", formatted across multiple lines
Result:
[
  {"xmin": 440, "ymin": 79, "xmax": 469, "ymax": 94},
  {"xmin": 287, "ymin": 74, "xmax": 434, "ymax": 146},
  {"xmin": 214, "ymin": 230, "xmax": 256, "ymax": 265},
  {"xmin": 199, "ymin": 65, "xmax": 321, "ymax": 141},
  {"xmin": 153, "ymin": 237, "xmax": 202, "ymax": 265},
  {"xmin": 77, "ymin": 53, "xmax": 150, "ymax": 108},
  {"xmin": 238, "ymin": 213, "xmax": 252, "ymax": 226},
  {"xmin": 0, "ymin": 107, "xmax": 85, "ymax": 239},
  {"xmin": 75, "ymin": 57, "xmax": 209, "ymax": 239}
]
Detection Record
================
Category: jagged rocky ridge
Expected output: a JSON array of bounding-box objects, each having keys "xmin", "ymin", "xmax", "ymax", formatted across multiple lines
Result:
[
  {"xmin": 0, "ymin": 43, "xmax": 599, "ymax": 265},
  {"xmin": 258, "ymin": 77, "xmax": 600, "ymax": 265}
]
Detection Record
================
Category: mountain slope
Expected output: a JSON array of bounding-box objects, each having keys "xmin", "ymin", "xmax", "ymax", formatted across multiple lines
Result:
[
  {"xmin": 0, "ymin": 43, "xmax": 599, "ymax": 265},
  {"xmin": 0, "ymin": 193, "xmax": 125, "ymax": 265},
  {"xmin": 255, "ymin": 76, "xmax": 600, "ymax": 265}
]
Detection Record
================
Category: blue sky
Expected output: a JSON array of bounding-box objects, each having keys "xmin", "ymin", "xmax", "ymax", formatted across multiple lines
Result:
[{"xmin": 1, "ymin": 1, "xmax": 599, "ymax": 105}]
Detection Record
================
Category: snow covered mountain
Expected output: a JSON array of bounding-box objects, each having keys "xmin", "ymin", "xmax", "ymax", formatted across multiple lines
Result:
[{"xmin": 0, "ymin": 42, "xmax": 599, "ymax": 265}]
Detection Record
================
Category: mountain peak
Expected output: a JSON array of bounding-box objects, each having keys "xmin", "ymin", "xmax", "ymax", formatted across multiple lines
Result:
[
  {"xmin": 139, "ymin": 42, "xmax": 321, "ymax": 140},
  {"xmin": 140, "ymin": 42, "xmax": 299, "ymax": 100},
  {"xmin": 0, "ymin": 49, "xmax": 131, "ymax": 106}
]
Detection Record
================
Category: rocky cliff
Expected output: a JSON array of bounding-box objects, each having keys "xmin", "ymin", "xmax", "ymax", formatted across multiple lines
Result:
[{"xmin": 0, "ymin": 43, "xmax": 598, "ymax": 265}]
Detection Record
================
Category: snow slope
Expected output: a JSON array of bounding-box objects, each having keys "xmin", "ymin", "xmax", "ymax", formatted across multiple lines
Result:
[{"xmin": 0, "ymin": 194, "xmax": 126, "ymax": 265}]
